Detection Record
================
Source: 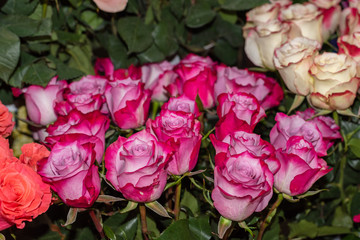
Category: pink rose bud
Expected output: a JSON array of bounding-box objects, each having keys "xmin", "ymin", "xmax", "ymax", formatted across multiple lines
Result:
[
  {"xmin": 93, "ymin": 0, "xmax": 128, "ymax": 13},
  {"xmin": 105, "ymin": 130, "xmax": 173, "ymax": 202}
]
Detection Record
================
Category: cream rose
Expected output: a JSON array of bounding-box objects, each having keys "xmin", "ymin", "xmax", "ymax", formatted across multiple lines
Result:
[
  {"xmin": 246, "ymin": 3, "xmax": 280, "ymax": 25},
  {"xmin": 244, "ymin": 20, "xmax": 298, "ymax": 70},
  {"xmin": 274, "ymin": 37, "xmax": 321, "ymax": 96},
  {"xmin": 308, "ymin": 53, "xmax": 360, "ymax": 110},
  {"xmin": 338, "ymin": 32, "xmax": 360, "ymax": 64},
  {"xmin": 93, "ymin": 0, "xmax": 128, "ymax": 13},
  {"xmin": 280, "ymin": 3, "xmax": 323, "ymax": 44}
]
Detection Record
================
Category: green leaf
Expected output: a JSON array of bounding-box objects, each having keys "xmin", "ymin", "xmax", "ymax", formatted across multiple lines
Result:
[
  {"xmin": 287, "ymin": 95, "xmax": 305, "ymax": 114},
  {"xmin": 180, "ymin": 190, "xmax": 199, "ymax": 215},
  {"xmin": 185, "ymin": 3, "xmax": 216, "ymax": 28},
  {"xmin": 214, "ymin": 16, "xmax": 243, "ymax": 47},
  {"xmin": 8, "ymin": 64, "xmax": 30, "ymax": 87},
  {"xmin": 117, "ymin": 16, "xmax": 154, "ymax": 53},
  {"xmin": 115, "ymin": 217, "xmax": 138, "ymax": 239},
  {"xmin": 349, "ymin": 138, "xmax": 360, "ymax": 158},
  {"xmin": 67, "ymin": 44, "xmax": 94, "ymax": 75},
  {"xmin": 288, "ymin": 219, "xmax": 317, "ymax": 239},
  {"xmin": 104, "ymin": 212, "xmax": 129, "ymax": 231},
  {"xmin": 169, "ymin": 0, "xmax": 185, "ymax": 19},
  {"xmin": 96, "ymin": 195, "xmax": 125, "ymax": 203},
  {"xmin": 145, "ymin": 201, "xmax": 171, "ymax": 218},
  {"xmin": 22, "ymin": 60, "xmax": 56, "ymax": 86},
  {"xmin": 38, "ymin": 231, "xmax": 63, "ymax": 240},
  {"xmin": 138, "ymin": 44, "xmax": 165, "ymax": 64},
  {"xmin": 0, "ymin": 88, "xmax": 14, "ymax": 105},
  {"xmin": 331, "ymin": 206, "xmax": 353, "ymax": 229},
  {"xmin": 80, "ymin": 11, "xmax": 104, "ymax": 30},
  {"xmin": 153, "ymin": 22, "xmax": 178, "ymax": 56},
  {"xmin": 351, "ymin": 192, "xmax": 360, "ymax": 217},
  {"xmin": 74, "ymin": 228, "xmax": 96, "ymax": 240},
  {"xmin": 0, "ymin": 15, "xmax": 38, "ymax": 37},
  {"xmin": 120, "ymin": 201, "xmax": 138, "ymax": 214},
  {"xmin": 189, "ymin": 216, "xmax": 212, "ymax": 240},
  {"xmin": 220, "ymin": 0, "xmax": 268, "ymax": 11},
  {"xmin": 1, "ymin": 0, "xmax": 38, "ymax": 15},
  {"xmin": 212, "ymin": 39, "xmax": 237, "ymax": 66},
  {"xmin": 62, "ymin": 207, "xmax": 78, "ymax": 227},
  {"xmin": 317, "ymin": 226, "xmax": 352, "ymax": 237},
  {"xmin": 156, "ymin": 219, "xmax": 197, "ymax": 240},
  {"xmin": 219, "ymin": 10, "xmax": 237, "ymax": 24},
  {"xmin": 103, "ymin": 225, "xmax": 116, "ymax": 240},
  {"xmin": 0, "ymin": 28, "xmax": 20, "ymax": 83}
]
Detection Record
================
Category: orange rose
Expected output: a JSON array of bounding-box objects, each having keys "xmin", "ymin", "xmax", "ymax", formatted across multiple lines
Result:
[
  {"xmin": 0, "ymin": 101, "xmax": 14, "ymax": 138},
  {"xmin": 0, "ymin": 162, "xmax": 52, "ymax": 230},
  {"xmin": 19, "ymin": 143, "xmax": 50, "ymax": 171},
  {"xmin": 0, "ymin": 137, "xmax": 17, "ymax": 167}
]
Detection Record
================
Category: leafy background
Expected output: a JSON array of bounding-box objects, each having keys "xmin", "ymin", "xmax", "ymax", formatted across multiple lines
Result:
[{"xmin": 1, "ymin": 0, "xmax": 360, "ymax": 239}]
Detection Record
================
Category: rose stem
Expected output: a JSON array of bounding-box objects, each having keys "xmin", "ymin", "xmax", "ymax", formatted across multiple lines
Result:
[
  {"xmin": 174, "ymin": 181, "xmax": 182, "ymax": 220},
  {"xmin": 89, "ymin": 210, "xmax": 105, "ymax": 239},
  {"xmin": 256, "ymin": 193, "xmax": 283, "ymax": 240},
  {"xmin": 139, "ymin": 203, "xmax": 149, "ymax": 240}
]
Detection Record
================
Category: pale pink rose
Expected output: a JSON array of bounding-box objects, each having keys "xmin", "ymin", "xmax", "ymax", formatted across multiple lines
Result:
[
  {"xmin": 244, "ymin": 20, "xmax": 297, "ymax": 70},
  {"xmin": 0, "ymin": 101, "xmax": 14, "ymax": 138},
  {"xmin": 169, "ymin": 54, "xmax": 217, "ymax": 108},
  {"xmin": 309, "ymin": 0, "xmax": 341, "ymax": 40},
  {"xmin": 22, "ymin": 77, "xmax": 67, "ymax": 126},
  {"xmin": 93, "ymin": 0, "xmax": 128, "ymax": 13},
  {"xmin": 295, "ymin": 108, "xmax": 342, "ymax": 149},
  {"xmin": 339, "ymin": 7, "xmax": 360, "ymax": 35},
  {"xmin": 105, "ymin": 81, "xmax": 151, "ymax": 129},
  {"xmin": 64, "ymin": 75, "xmax": 108, "ymax": 114},
  {"xmin": 46, "ymin": 110, "xmax": 110, "ymax": 163},
  {"xmin": 214, "ymin": 66, "xmax": 284, "ymax": 110},
  {"xmin": 212, "ymin": 151, "xmax": 274, "ymax": 221},
  {"xmin": 270, "ymin": 112, "xmax": 328, "ymax": 156},
  {"xmin": 274, "ymin": 37, "xmax": 321, "ymax": 96},
  {"xmin": 274, "ymin": 136, "xmax": 331, "ymax": 196},
  {"xmin": 104, "ymin": 130, "xmax": 173, "ymax": 202},
  {"xmin": 308, "ymin": 53, "xmax": 360, "ymax": 110},
  {"xmin": 146, "ymin": 109, "xmax": 202, "ymax": 175},
  {"xmin": 38, "ymin": 140, "xmax": 100, "ymax": 208},
  {"xmin": 279, "ymin": 3, "xmax": 323, "ymax": 44},
  {"xmin": 161, "ymin": 95, "xmax": 200, "ymax": 117},
  {"xmin": 349, "ymin": 0, "xmax": 360, "ymax": 10},
  {"xmin": 141, "ymin": 61, "xmax": 177, "ymax": 101}
]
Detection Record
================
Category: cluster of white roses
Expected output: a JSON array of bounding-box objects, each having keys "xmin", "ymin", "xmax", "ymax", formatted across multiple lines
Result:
[{"xmin": 243, "ymin": 0, "xmax": 360, "ymax": 111}]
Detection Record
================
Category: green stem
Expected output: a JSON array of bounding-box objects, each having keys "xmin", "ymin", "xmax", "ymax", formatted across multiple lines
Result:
[
  {"xmin": 256, "ymin": 193, "xmax": 283, "ymax": 240},
  {"xmin": 139, "ymin": 204, "xmax": 149, "ymax": 240},
  {"xmin": 42, "ymin": 0, "xmax": 48, "ymax": 18},
  {"xmin": 339, "ymin": 154, "xmax": 347, "ymax": 202},
  {"xmin": 174, "ymin": 181, "xmax": 182, "ymax": 220},
  {"xmin": 111, "ymin": 14, "xmax": 117, "ymax": 36}
]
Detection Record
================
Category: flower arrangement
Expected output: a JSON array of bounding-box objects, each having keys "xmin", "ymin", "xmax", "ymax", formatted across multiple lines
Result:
[{"xmin": 1, "ymin": 0, "xmax": 360, "ymax": 240}]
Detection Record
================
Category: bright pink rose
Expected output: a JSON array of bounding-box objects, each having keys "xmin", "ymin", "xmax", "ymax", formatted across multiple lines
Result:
[
  {"xmin": 212, "ymin": 151, "xmax": 275, "ymax": 221},
  {"xmin": 46, "ymin": 110, "xmax": 110, "ymax": 163},
  {"xmin": 141, "ymin": 61, "xmax": 177, "ymax": 102},
  {"xmin": 105, "ymin": 81, "xmax": 151, "ymax": 129},
  {"xmin": 169, "ymin": 54, "xmax": 218, "ymax": 109},
  {"xmin": 63, "ymin": 75, "xmax": 108, "ymax": 114},
  {"xmin": 354, "ymin": 214, "xmax": 360, "ymax": 223},
  {"xmin": 93, "ymin": 0, "xmax": 128, "ymax": 13},
  {"xmin": 38, "ymin": 141, "xmax": 100, "ymax": 208},
  {"xmin": 19, "ymin": 143, "xmax": 50, "ymax": 171},
  {"xmin": 214, "ymin": 65, "xmax": 284, "ymax": 110},
  {"xmin": 94, "ymin": 58, "xmax": 114, "ymax": 80},
  {"xmin": 0, "ymin": 162, "xmax": 52, "ymax": 230},
  {"xmin": 105, "ymin": 130, "xmax": 173, "ymax": 202},
  {"xmin": 0, "ymin": 101, "xmax": 14, "ymax": 138},
  {"xmin": 270, "ymin": 112, "xmax": 328, "ymax": 156},
  {"xmin": 112, "ymin": 65, "xmax": 142, "ymax": 84},
  {"xmin": 161, "ymin": 95, "xmax": 200, "ymax": 118},
  {"xmin": 296, "ymin": 108, "xmax": 342, "ymax": 149},
  {"xmin": 147, "ymin": 109, "xmax": 202, "ymax": 175},
  {"xmin": 274, "ymin": 136, "xmax": 331, "ymax": 196},
  {"xmin": 21, "ymin": 77, "xmax": 67, "ymax": 126}
]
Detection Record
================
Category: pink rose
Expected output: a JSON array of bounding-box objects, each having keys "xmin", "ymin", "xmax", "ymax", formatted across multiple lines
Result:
[
  {"xmin": 274, "ymin": 37, "xmax": 321, "ymax": 96},
  {"xmin": 46, "ymin": 110, "xmax": 110, "ymax": 163},
  {"xmin": 105, "ymin": 130, "xmax": 173, "ymax": 202},
  {"xmin": 94, "ymin": 58, "xmax": 114, "ymax": 80},
  {"xmin": 38, "ymin": 140, "xmax": 100, "ymax": 208},
  {"xmin": 0, "ymin": 101, "xmax": 14, "ymax": 138},
  {"xmin": 354, "ymin": 214, "xmax": 360, "ymax": 223},
  {"xmin": 0, "ymin": 162, "xmax": 52, "ymax": 230},
  {"xmin": 212, "ymin": 151, "xmax": 275, "ymax": 221},
  {"xmin": 105, "ymin": 81, "xmax": 151, "ymax": 129},
  {"xmin": 161, "ymin": 95, "xmax": 200, "ymax": 117},
  {"xmin": 113, "ymin": 65, "xmax": 142, "ymax": 83},
  {"xmin": 279, "ymin": 3, "xmax": 324, "ymax": 44},
  {"xmin": 214, "ymin": 66, "xmax": 284, "ymax": 110},
  {"xmin": 270, "ymin": 112, "xmax": 328, "ymax": 156},
  {"xmin": 274, "ymin": 136, "xmax": 331, "ymax": 196},
  {"xmin": 308, "ymin": 53, "xmax": 360, "ymax": 110},
  {"xmin": 141, "ymin": 61, "xmax": 178, "ymax": 102},
  {"xmin": 296, "ymin": 108, "xmax": 342, "ymax": 149},
  {"xmin": 63, "ymin": 75, "xmax": 108, "ymax": 114},
  {"xmin": 147, "ymin": 109, "xmax": 202, "ymax": 175},
  {"xmin": 93, "ymin": 0, "xmax": 128, "ymax": 13},
  {"xmin": 217, "ymin": 92, "xmax": 266, "ymax": 128},
  {"xmin": 21, "ymin": 77, "xmax": 67, "ymax": 126},
  {"xmin": 170, "ymin": 54, "xmax": 218, "ymax": 109}
]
